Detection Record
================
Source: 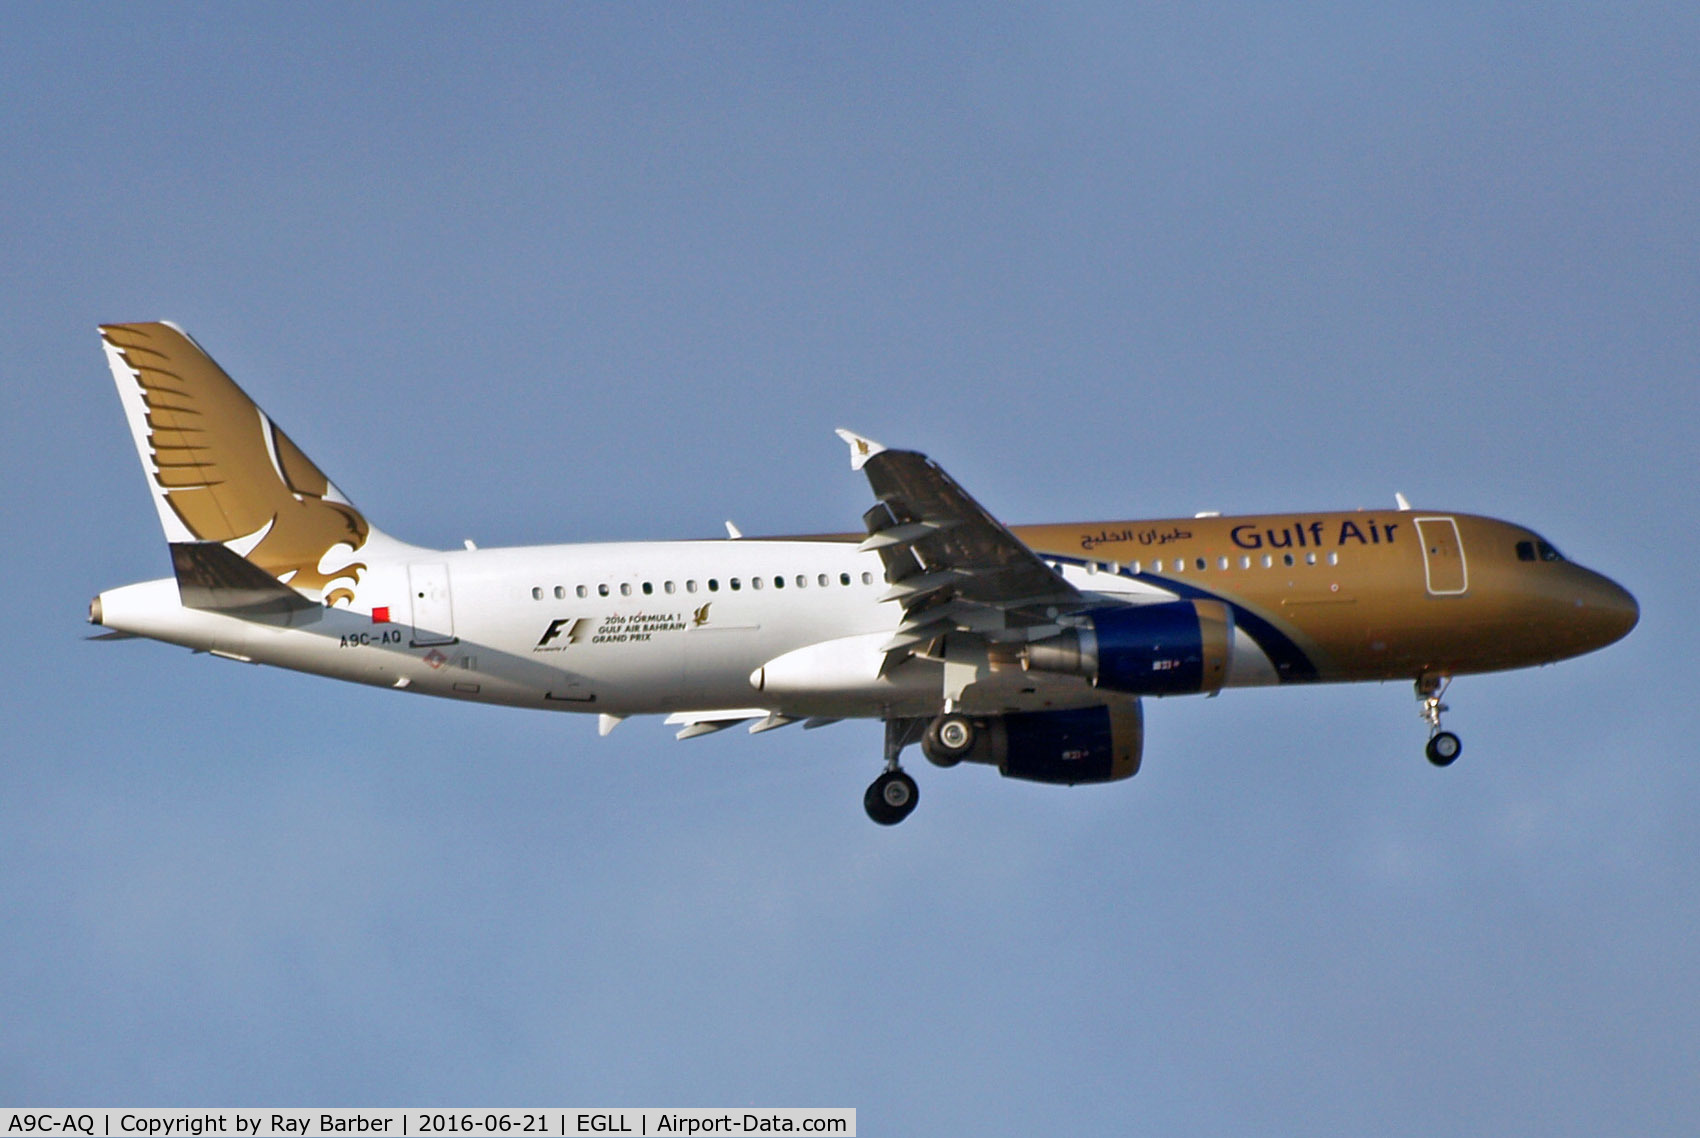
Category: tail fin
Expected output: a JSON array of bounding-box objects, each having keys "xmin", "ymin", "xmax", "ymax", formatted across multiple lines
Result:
[{"xmin": 100, "ymin": 322, "xmax": 392, "ymax": 606}]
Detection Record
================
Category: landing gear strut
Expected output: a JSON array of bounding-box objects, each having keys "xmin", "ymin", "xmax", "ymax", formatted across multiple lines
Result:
[
  {"xmin": 1416, "ymin": 675, "xmax": 1462, "ymax": 767},
  {"xmin": 865, "ymin": 717, "xmax": 924, "ymax": 825}
]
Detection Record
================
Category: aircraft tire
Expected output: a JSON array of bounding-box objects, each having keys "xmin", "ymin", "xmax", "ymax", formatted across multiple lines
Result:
[
  {"xmin": 1426, "ymin": 731, "xmax": 1462, "ymax": 767},
  {"xmin": 864, "ymin": 769, "xmax": 920, "ymax": 825},
  {"xmin": 922, "ymin": 714, "xmax": 975, "ymax": 767}
]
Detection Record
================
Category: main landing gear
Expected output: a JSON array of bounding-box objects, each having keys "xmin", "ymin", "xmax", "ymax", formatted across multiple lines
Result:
[
  {"xmin": 862, "ymin": 713, "xmax": 991, "ymax": 823},
  {"xmin": 864, "ymin": 768, "xmax": 919, "ymax": 826},
  {"xmin": 921, "ymin": 713, "xmax": 975, "ymax": 767},
  {"xmin": 864, "ymin": 717, "xmax": 926, "ymax": 825},
  {"xmin": 1417, "ymin": 675, "xmax": 1462, "ymax": 767}
]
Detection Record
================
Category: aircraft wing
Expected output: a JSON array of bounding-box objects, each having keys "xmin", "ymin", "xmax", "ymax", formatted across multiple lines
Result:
[{"xmin": 836, "ymin": 430, "xmax": 1087, "ymax": 668}]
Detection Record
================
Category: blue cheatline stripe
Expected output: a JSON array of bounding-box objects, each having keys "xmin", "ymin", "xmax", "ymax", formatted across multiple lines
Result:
[{"xmin": 1046, "ymin": 555, "xmax": 1321, "ymax": 684}]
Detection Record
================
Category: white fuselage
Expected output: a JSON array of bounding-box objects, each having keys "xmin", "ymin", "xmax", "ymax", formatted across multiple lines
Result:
[{"xmin": 95, "ymin": 537, "xmax": 1263, "ymax": 722}]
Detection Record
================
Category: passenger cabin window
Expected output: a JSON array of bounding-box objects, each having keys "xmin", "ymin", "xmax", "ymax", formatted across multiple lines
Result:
[
  {"xmin": 554, "ymin": 586, "xmax": 565, "ymax": 599},
  {"xmin": 686, "ymin": 580, "xmax": 698, "ymax": 593},
  {"xmin": 664, "ymin": 581, "xmax": 676, "ymax": 594},
  {"xmin": 598, "ymin": 584, "xmax": 610, "ymax": 597},
  {"xmin": 840, "ymin": 572, "xmax": 851, "ymax": 586},
  {"xmin": 708, "ymin": 579, "xmax": 720, "ymax": 592},
  {"xmin": 731, "ymin": 578, "xmax": 742, "ymax": 591},
  {"xmin": 862, "ymin": 572, "xmax": 873, "ymax": 585},
  {"xmin": 620, "ymin": 583, "xmax": 632, "ymax": 596},
  {"xmin": 531, "ymin": 587, "xmax": 542, "ymax": 600},
  {"xmin": 642, "ymin": 582, "xmax": 653, "ymax": 595},
  {"xmin": 577, "ymin": 585, "xmax": 588, "ymax": 598},
  {"xmin": 818, "ymin": 574, "xmax": 829, "ymax": 587}
]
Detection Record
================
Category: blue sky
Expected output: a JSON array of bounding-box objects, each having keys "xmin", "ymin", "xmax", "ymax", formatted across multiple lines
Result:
[{"xmin": 3, "ymin": 4, "xmax": 1697, "ymax": 1133}]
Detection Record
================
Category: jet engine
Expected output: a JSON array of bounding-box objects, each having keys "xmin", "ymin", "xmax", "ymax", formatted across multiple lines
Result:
[
  {"xmin": 1020, "ymin": 600, "xmax": 1234, "ymax": 696},
  {"xmin": 920, "ymin": 701, "xmax": 1142, "ymax": 785}
]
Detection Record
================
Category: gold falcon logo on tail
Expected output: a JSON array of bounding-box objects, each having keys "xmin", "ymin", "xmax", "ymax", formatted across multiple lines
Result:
[{"xmin": 100, "ymin": 322, "xmax": 374, "ymax": 605}]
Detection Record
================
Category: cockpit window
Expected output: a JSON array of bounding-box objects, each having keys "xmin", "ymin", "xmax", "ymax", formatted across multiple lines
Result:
[
  {"xmin": 1518, "ymin": 538, "xmax": 1566, "ymax": 563},
  {"xmin": 1538, "ymin": 541, "xmax": 1565, "ymax": 562},
  {"xmin": 1516, "ymin": 541, "xmax": 1536, "ymax": 562}
]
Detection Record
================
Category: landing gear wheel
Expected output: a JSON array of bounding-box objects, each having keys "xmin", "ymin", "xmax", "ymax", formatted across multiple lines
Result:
[
  {"xmin": 864, "ymin": 769, "xmax": 920, "ymax": 825},
  {"xmin": 1426, "ymin": 731, "xmax": 1462, "ymax": 767},
  {"xmin": 1415, "ymin": 676, "xmax": 1460, "ymax": 768},
  {"xmin": 921, "ymin": 713, "xmax": 976, "ymax": 767}
]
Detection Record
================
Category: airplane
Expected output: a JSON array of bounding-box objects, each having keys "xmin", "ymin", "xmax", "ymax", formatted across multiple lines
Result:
[{"xmin": 88, "ymin": 322, "xmax": 1639, "ymax": 824}]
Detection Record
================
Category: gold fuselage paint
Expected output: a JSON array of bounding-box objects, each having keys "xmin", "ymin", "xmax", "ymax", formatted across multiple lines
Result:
[{"xmin": 1010, "ymin": 512, "xmax": 1637, "ymax": 684}]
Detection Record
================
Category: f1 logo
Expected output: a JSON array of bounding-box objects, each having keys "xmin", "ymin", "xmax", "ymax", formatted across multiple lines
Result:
[{"xmin": 536, "ymin": 618, "xmax": 581, "ymax": 648}]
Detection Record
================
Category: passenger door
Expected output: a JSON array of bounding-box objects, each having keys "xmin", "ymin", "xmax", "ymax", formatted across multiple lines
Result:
[{"xmin": 1414, "ymin": 517, "xmax": 1468, "ymax": 596}]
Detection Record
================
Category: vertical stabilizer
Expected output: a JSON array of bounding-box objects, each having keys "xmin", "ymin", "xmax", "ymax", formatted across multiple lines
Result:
[{"xmin": 99, "ymin": 322, "xmax": 397, "ymax": 606}]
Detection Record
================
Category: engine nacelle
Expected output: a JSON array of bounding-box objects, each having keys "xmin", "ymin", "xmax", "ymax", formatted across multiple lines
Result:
[
  {"xmin": 924, "ymin": 702, "xmax": 1142, "ymax": 785},
  {"xmin": 1021, "ymin": 600, "xmax": 1234, "ymax": 696}
]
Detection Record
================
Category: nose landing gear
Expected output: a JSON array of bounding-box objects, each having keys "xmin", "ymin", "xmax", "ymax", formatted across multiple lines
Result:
[
  {"xmin": 1417, "ymin": 675, "xmax": 1462, "ymax": 767},
  {"xmin": 1425, "ymin": 730, "xmax": 1462, "ymax": 766}
]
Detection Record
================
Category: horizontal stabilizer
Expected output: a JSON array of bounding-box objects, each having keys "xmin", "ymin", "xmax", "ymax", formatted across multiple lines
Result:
[
  {"xmin": 665, "ymin": 707, "xmax": 772, "ymax": 739},
  {"xmin": 170, "ymin": 542, "xmax": 321, "ymax": 622}
]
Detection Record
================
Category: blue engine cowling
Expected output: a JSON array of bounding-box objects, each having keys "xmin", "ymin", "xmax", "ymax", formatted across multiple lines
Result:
[
  {"xmin": 926, "ymin": 703, "xmax": 1143, "ymax": 785},
  {"xmin": 1020, "ymin": 600, "xmax": 1234, "ymax": 696}
]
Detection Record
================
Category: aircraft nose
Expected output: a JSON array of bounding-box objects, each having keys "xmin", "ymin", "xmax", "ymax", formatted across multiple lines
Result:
[{"xmin": 1578, "ymin": 572, "xmax": 1639, "ymax": 649}]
